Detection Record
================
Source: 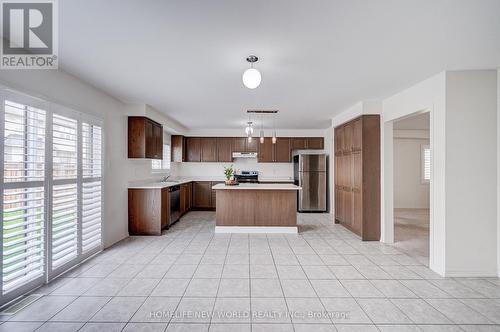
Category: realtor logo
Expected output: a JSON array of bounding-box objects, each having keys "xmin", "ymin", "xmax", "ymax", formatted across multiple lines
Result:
[{"xmin": 1, "ymin": 0, "xmax": 58, "ymax": 69}]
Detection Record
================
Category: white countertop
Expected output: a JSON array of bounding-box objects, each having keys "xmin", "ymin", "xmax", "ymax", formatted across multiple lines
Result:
[
  {"xmin": 212, "ymin": 183, "xmax": 301, "ymax": 190},
  {"xmin": 128, "ymin": 177, "xmax": 297, "ymax": 189},
  {"xmin": 258, "ymin": 178, "xmax": 294, "ymax": 183},
  {"xmin": 128, "ymin": 178, "xmax": 203, "ymax": 189},
  {"xmin": 128, "ymin": 180, "xmax": 185, "ymax": 189}
]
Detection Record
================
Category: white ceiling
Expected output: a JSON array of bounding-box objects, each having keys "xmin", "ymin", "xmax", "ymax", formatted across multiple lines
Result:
[
  {"xmin": 394, "ymin": 113, "xmax": 430, "ymax": 130},
  {"xmin": 59, "ymin": 0, "xmax": 500, "ymax": 129}
]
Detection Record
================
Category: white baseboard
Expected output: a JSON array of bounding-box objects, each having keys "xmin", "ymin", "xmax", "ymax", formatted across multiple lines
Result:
[
  {"xmin": 444, "ymin": 269, "xmax": 499, "ymax": 278},
  {"xmin": 215, "ymin": 226, "xmax": 298, "ymax": 234}
]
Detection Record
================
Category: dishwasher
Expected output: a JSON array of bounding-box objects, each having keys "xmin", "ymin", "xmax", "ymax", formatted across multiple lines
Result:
[{"xmin": 168, "ymin": 185, "xmax": 181, "ymax": 227}]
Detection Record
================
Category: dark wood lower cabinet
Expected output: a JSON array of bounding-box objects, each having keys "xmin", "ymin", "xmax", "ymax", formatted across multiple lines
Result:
[
  {"xmin": 180, "ymin": 182, "xmax": 193, "ymax": 215},
  {"xmin": 129, "ymin": 181, "xmax": 222, "ymax": 235},
  {"xmin": 128, "ymin": 188, "xmax": 169, "ymax": 235},
  {"xmin": 193, "ymin": 181, "xmax": 213, "ymax": 209}
]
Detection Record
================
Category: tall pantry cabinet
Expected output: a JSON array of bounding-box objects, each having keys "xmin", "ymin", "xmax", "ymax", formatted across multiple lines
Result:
[{"xmin": 334, "ymin": 115, "xmax": 380, "ymax": 240}]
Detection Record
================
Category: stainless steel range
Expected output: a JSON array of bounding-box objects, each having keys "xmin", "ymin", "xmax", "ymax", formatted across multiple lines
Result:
[{"xmin": 234, "ymin": 171, "xmax": 259, "ymax": 183}]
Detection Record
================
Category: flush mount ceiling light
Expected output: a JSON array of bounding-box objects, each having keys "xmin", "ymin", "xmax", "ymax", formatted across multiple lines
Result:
[{"xmin": 242, "ymin": 55, "xmax": 261, "ymax": 89}]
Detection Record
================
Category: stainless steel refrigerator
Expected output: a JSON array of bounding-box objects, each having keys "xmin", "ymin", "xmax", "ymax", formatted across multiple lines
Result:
[{"xmin": 294, "ymin": 154, "xmax": 327, "ymax": 212}]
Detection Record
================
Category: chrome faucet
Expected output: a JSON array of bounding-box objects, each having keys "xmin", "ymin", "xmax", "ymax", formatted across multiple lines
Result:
[{"xmin": 160, "ymin": 175, "xmax": 170, "ymax": 182}]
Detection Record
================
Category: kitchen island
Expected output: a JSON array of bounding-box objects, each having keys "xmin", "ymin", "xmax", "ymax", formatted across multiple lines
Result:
[{"xmin": 212, "ymin": 183, "xmax": 301, "ymax": 233}]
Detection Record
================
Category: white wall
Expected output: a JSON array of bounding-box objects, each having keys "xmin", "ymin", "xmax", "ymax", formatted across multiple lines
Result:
[
  {"xmin": 393, "ymin": 130, "xmax": 430, "ymax": 209},
  {"xmin": 380, "ymin": 70, "xmax": 498, "ymax": 277},
  {"xmin": 0, "ymin": 70, "xmax": 177, "ymax": 248},
  {"xmin": 381, "ymin": 72, "xmax": 447, "ymax": 274},
  {"xmin": 445, "ymin": 70, "xmax": 498, "ymax": 276},
  {"xmin": 498, "ymin": 68, "xmax": 500, "ymax": 277}
]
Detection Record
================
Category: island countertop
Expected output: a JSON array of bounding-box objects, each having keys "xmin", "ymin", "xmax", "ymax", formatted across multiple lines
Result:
[{"xmin": 212, "ymin": 183, "xmax": 301, "ymax": 190}]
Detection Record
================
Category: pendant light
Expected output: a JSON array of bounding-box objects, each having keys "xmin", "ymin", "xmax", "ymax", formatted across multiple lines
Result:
[
  {"xmin": 259, "ymin": 114, "xmax": 265, "ymax": 144},
  {"xmin": 245, "ymin": 114, "xmax": 253, "ymax": 142},
  {"xmin": 242, "ymin": 55, "xmax": 261, "ymax": 89},
  {"xmin": 245, "ymin": 121, "xmax": 253, "ymax": 135}
]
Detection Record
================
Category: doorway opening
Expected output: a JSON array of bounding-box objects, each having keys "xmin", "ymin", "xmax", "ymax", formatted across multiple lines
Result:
[{"xmin": 392, "ymin": 112, "xmax": 430, "ymax": 266}]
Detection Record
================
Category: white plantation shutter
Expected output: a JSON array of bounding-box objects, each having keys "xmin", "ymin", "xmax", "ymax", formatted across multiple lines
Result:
[
  {"xmin": 51, "ymin": 114, "xmax": 79, "ymax": 269},
  {"xmin": 81, "ymin": 123, "xmax": 102, "ymax": 252},
  {"xmin": 1, "ymin": 99, "xmax": 46, "ymax": 296},
  {"xmin": 1, "ymin": 88, "xmax": 104, "ymax": 306},
  {"xmin": 51, "ymin": 183, "xmax": 78, "ymax": 268},
  {"xmin": 421, "ymin": 145, "xmax": 431, "ymax": 183}
]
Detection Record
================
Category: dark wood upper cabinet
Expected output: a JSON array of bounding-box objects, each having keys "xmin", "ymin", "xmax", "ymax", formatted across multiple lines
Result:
[
  {"xmin": 343, "ymin": 123, "xmax": 353, "ymax": 152},
  {"xmin": 171, "ymin": 135, "xmax": 186, "ymax": 162},
  {"xmin": 291, "ymin": 138, "xmax": 307, "ymax": 150},
  {"xmin": 201, "ymin": 137, "xmax": 217, "ymax": 162},
  {"xmin": 231, "ymin": 137, "xmax": 246, "ymax": 153},
  {"xmin": 217, "ymin": 138, "xmax": 232, "ymax": 162},
  {"xmin": 128, "ymin": 116, "xmax": 163, "ymax": 159},
  {"xmin": 230, "ymin": 137, "xmax": 257, "ymax": 153},
  {"xmin": 186, "ymin": 137, "xmax": 201, "ymax": 162},
  {"xmin": 274, "ymin": 137, "xmax": 291, "ymax": 162},
  {"xmin": 352, "ymin": 118, "xmax": 362, "ymax": 152},
  {"xmin": 258, "ymin": 138, "xmax": 274, "ymax": 162},
  {"xmin": 335, "ymin": 127, "xmax": 343, "ymax": 155},
  {"xmin": 291, "ymin": 137, "xmax": 324, "ymax": 151},
  {"xmin": 145, "ymin": 120, "xmax": 154, "ymax": 158},
  {"xmin": 246, "ymin": 138, "xmax": 258, "ymax": 152},
  {"xmin": 306, "ymin": 137, "xmax": 324, "ymax": 150},
  {"xmin": 153, "ymin": 123, "xmax": 163, "ymax": 159},
  {"xmin": 258, "ymin": 137, "xmax": 291, "ymax": 163},
  {"xmin": 180, "ymin": 135, "xmax": 323, "ymax": 163}
]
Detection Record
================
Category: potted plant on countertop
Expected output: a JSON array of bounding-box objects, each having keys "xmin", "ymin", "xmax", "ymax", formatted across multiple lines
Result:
[{"xmin": 224, "ymin": 165, "xmax": 238, "ymax": 185}]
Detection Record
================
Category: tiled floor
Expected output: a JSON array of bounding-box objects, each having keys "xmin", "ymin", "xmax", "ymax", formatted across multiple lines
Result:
[
  {"xmin": 394, "ymin": 208, "xmax": 430, "ymax": 266},
  {"xmin": 1, "ymin": 211, "xmax": 500, "ymax": 332}
]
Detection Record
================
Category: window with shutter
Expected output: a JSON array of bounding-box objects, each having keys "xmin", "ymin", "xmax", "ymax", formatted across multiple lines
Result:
[
  {"xmin": 152, "ymin": 143, "xmax": 170, "ymax": 171},
  {"xmin": 1, "ymin": 88, "xmax": 104, "ymax": 306},
  {"xmin": 2, "ymin": 100, "xmax": 46, "ymax": 295},
  {"xmin": 421, "ymin": 145, "xmax": 431, "ymax": 183},
  {"xmin": 82, "ymin": 123, "xmax": 102, "ymax": 252},
  {"xmin": 51, "ymin": 114, "xmax": 78, "ymax": 269}
]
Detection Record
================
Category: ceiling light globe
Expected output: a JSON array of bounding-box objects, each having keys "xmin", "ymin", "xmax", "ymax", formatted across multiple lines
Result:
[{"xmin": 242, "ymin": 68, "xmax": 261, "ymax": 89}]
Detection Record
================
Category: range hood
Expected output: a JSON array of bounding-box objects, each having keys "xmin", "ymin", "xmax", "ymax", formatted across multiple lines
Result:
[{"xmin": 232, "ymin": 152, "xmax": 257, "ymax": 158}]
